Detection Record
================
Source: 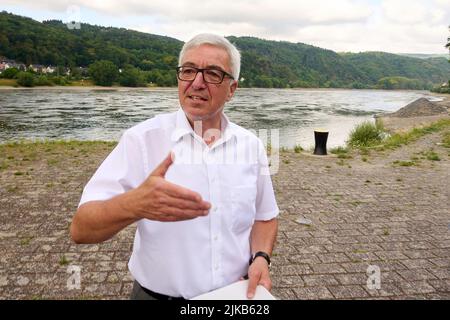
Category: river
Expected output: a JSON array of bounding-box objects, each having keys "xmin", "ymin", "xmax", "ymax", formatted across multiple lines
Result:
[{"xmin": 0, "ymin": 87, "xmax": 440, "ymax": 148}]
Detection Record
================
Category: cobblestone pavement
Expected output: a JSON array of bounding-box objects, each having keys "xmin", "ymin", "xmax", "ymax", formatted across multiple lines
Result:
[{"xmin": 0, "ymin": 129, "xmax": 449, "ymax": 300}]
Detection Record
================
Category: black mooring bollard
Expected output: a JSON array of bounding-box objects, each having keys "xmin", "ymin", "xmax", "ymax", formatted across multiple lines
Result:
[{"xmin": 313, "ymin": 129, "xmax": 329, "ymax": 155}]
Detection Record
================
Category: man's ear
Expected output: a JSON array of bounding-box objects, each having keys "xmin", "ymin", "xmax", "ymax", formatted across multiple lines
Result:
[{"xmin": 226, "ymin": 80, "xmax": 238, "ymax": 102}]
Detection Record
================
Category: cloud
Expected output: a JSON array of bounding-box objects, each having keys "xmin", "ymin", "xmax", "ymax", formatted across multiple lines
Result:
[
  {"xmin": 381, "ymin": 0, "xmax": 449, "ymax": 25},
  {"xmin": 2, "ymin": 0, "xmax": 449, "ymax": 53},
  {"xmin": 3, "ymin": 0, "xmax": 373, "ymax": 25}
]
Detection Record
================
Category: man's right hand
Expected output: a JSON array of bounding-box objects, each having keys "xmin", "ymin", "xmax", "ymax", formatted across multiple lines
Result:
[{"xmin": 126, "ymin": 152, "xmax": 211, "ymax": 222}]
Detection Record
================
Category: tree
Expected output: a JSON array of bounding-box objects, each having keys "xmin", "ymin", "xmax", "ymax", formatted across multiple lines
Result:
[
  {"xmin": 1, "ymin": 67, "xmax": 19, "ymax": 79},
  {"xmin": 88, "ymin": 60, "xmax": 118, "ymax": 86},
  {"xmin": 446, "ymin": 26, "xmax": 450, "ymax": 87},
  {"xmin": 16, "ymin": 71, "xmax": 34, "ymax": 87},
  {"xmin": 119, "ymin": 66, "xmax": 146, "ymax": 87}
]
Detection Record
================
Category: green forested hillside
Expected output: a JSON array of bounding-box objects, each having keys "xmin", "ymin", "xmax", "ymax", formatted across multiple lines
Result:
[
  {"xmin": 229, "ymin": 36, "xmax": 371, "ymax": 88},
  {"xmin": 341, "ymin": 52, "xmax": 449, "ymax": 85},
  {"xmin": 1, "ymin": 11, "xmax": 448, "ymax": 89},
  {"xmin": 0, "ymin": 11, "xmax": 181, "ymax": 80}
]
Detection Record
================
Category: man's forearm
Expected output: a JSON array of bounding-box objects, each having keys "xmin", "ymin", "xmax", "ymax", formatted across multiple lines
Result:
[
  {"xmin": 250, "ymin": 218, "xmax": 278, "ymax": 256},
  {"xmin": 70, "ymin": 191, "xmax": 139, "ymax": 244}
]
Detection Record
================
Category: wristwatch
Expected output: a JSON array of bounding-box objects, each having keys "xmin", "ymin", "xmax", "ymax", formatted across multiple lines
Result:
[{"xmin": 249, "ymin": 251, "xmax": 271, "ymax": 268}]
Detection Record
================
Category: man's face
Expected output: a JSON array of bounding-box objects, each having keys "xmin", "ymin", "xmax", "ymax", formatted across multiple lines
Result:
[{"xmin": 178, "ymin": 44, "xmax": 238, "ymax": 123}]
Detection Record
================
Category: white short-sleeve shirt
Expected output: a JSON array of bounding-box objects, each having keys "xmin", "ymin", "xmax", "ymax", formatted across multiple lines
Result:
[{"xmin": 79, "ymin": 108, "xmax": 279, "ymax": 299}]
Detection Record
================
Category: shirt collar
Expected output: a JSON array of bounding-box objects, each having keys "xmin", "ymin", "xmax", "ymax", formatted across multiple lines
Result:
[{"xmin": 171, "ymin": 108, "xmax": 236, "ymax": 144}]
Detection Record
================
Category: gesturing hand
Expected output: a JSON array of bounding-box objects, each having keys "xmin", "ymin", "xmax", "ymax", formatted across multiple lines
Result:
[{"xmin": 129, "ymin": 152, "xmax": 211, "ymax": 222}]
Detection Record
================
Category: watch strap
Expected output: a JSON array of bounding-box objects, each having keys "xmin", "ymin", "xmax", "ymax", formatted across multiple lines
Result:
[{"xmin": 249, "ymin": 251, "xmax": 271, "ymax": 267}]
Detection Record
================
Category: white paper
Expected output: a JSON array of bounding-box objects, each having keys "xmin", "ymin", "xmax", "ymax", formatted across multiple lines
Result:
[{"xmin": 190, "ymin": 280, "xmax": 276, "ymax": 300}]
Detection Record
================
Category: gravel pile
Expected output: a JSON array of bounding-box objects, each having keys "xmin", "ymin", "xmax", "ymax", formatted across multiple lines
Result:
[{"xmin": 386, "ymin": 98, "xmax": 448, "ymax": 118}]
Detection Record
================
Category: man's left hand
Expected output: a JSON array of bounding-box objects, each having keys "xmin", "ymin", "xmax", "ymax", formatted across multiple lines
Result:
[{"xmin": 246, "ymin": 257, "xmax": 271, "ymax": 299}]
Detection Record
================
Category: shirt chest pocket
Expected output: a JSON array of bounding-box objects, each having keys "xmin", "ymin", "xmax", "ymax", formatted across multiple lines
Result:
[{"xmin": 230, "ymin": 185, "xmax": 257, "ymax": 234}]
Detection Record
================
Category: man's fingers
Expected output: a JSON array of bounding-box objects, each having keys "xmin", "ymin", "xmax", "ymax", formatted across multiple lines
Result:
[
  {"xmin": 247, "ymin": 273, "xmax": 259, "ymax": 299},
  {"xmin": 151, "ymin": 152, "xmax": 174, "ymax": 178},
  {"xmin": 161, "ymin": 206, "xmax": 209, "ymax": 219},
  {"xmin": 163, "ymin": 181, "xmax": 205, "ymax": 203},
  {"xmin": 163, "ymin": 195, "xmax": 211, "ymax": 211}
]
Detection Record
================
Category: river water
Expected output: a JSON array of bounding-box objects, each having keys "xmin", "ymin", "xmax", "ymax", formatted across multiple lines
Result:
[{"xmin": 0, "ymin": 87, "xmax": 440, "ymax": 148}]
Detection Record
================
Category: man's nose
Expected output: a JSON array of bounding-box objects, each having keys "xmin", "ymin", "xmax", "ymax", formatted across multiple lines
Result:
[{"xmin": 191, "ymin": 71, "xmax": 207, "ymax": 89}]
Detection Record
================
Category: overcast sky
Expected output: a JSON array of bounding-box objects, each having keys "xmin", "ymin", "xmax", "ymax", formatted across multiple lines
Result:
[{"xmin": 2, "ymin": 0, "xmax": 449, "ymax": 54}]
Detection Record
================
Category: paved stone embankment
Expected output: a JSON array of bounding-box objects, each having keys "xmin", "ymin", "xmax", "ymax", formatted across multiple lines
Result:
[{"xmin": 0, "ymin": 127, "xmax": 449, "ymax": 299}]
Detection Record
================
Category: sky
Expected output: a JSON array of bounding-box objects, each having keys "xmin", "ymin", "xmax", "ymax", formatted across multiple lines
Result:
[{"xmin": 2, "ymin": 0, "xmax": 449, "ymax": 54}]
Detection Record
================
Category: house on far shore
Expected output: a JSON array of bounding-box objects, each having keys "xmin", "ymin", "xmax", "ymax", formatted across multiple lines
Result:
[
  {"xmin": 0, "ymin": 57, "xmax": 26, "ymax": 73},
  {"xmin": 29, "ymin": 64, "xmax": 59, "ymax": 74},
  {"xmin": 29, "ymin": 64, "xmax": 46, "ymax": 73},
  {"xmin": 43, "ymin": 66, "xmax": 56, "ymax": 74},
  {"xmin": 0, "ymin": 57, "xmax": 72, "ymax": 76}
]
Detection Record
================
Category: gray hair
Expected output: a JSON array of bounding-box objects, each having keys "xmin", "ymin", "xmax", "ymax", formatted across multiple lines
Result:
[{"xmin": 178, "ymin": 33, "xmax": 241, "ymax": 81}]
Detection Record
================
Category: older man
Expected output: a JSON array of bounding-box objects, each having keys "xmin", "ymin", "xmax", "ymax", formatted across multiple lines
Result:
[{"xmin": 70, "ymin": 33, "xmax": 279, "ymax": 300}]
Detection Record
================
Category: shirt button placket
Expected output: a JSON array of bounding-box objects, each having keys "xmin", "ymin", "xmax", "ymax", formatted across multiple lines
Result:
[{"xmin": 207, "ymin": 150, "xmax": 222, "ymax": 286}]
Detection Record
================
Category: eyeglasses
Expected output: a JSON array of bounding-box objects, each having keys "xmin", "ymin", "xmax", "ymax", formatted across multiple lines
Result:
[{"xmin": 176, "ymin": 66, "xmax": 234, "ymax": 84}]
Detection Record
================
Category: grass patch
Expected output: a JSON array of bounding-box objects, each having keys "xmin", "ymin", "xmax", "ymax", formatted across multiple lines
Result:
[
  {"xmin": 0, "ymin": 161, "xmax": 9, "ymax": 170},
  {"xmin": 0, "ymin": 140, "xmax": 117, "ymax": 167},
  {"xmin": 350, "ymin": 200, "xmax": 363, "ymax": 207},
  {"xmin": 0, "ymin": 78, "xmax": 18, "ymax": 86},
  {"xmin": 442, "ymin": 131, "xmax": 450, "ymax": 148},
  {"xmin": 330, "ymin": 146, "xmax": 350, "ymax": 155},
  {"xmin": 68, "ymin": 79, "xmax": 95, "ymax": 86},
  {"xmin": 6, "ymin": 185, "xmax": 18, "ymax": 192},
  {"xmin": 294, "ymin": 145, "xmax": 303, "ymax": 153},
  {"xmin": 59, "ymin": 255, "xmax": 70, "ymax": 266},
  {"xmin": 47, "ymin": 158, "xmax": 59, "ymax": 166},
  {"xmin": 425, "ymin": 151, "xmax": 440, "ymax": 161},
  {"xmin": 359, "ymin": 147, "xmax": 370, "ymax": 156},
  {"xmin": 20, "ymin": 236, "xmax": 33, "ymax": 246},
  {"xmin": 283, "ymin": 159, "xmax": 290, "ymax": 164},
  {"xmin": 266, "ymin": 143, "xmax": 272, "ymax": 154},
  {"xmin": 348, "ymin": 120, "xmax": 385, "ymax": 148},
  {"xmin": 393, "ymin": 160, "xmax": 416, "ymax": 167},
  {"xmin": 1, "ymin": 139, "xmax": 117, "ymax": 150},
  {"xmin": 338, "ymin": 153, "xmax": 352, "ymax": 159},
  {"xmin": 347, "ymin": 119, "xmax": 450, "ymax": 151},
  {"xmin": 384, "ymin": 119, "xmax": 450, "ymax": 149}
]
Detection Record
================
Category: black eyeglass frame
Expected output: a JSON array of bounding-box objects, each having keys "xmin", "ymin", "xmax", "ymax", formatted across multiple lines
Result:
[{"xmin": 176, "ymin": 66, "xmax": 235, "ymax": 84}]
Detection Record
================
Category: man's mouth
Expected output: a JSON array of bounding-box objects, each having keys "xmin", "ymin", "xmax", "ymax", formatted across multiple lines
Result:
[{"xmin": 188, "ymin": 95, "xmax": 208, "ymax": 101}]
